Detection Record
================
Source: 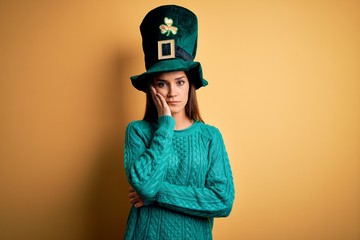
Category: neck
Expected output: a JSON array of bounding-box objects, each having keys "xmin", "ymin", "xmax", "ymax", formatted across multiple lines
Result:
[{"xmin": 172, "ymin": 111, "xmax": 193, "ymax": 130}]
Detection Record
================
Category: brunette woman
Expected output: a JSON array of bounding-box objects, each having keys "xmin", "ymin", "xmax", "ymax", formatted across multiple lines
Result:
[{"xmin": 124, "ymin": 5, "xmax": 234, "ymax": 240}]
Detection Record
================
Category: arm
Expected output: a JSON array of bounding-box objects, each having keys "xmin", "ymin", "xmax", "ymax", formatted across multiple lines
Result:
[
  {"xmin": 154, "ymin": 128, "xmax": 235, "ymax": 217},
  {"xmin": 124, "ymin": 116, "xmax": 175, "ymax": 199}
]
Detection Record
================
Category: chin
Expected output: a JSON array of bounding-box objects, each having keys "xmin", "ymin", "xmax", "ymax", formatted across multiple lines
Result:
[{"xmin": 170, "ymin": 107, "xmax": 184, "ymax": 115}]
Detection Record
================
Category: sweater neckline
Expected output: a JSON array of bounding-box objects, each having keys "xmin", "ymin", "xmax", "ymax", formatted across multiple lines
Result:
[{"xmin": 174, "ymin": 120, "xmax": 200, "ymax": 135}]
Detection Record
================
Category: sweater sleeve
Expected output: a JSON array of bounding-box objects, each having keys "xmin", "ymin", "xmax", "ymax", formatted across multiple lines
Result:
[
  {"xmin": 124, "ymin": 116, "xmax": 175, "ymax": 199},
  {"xmin": 155, "ymin": 128, "xmax": 235, "ymax": 218}
]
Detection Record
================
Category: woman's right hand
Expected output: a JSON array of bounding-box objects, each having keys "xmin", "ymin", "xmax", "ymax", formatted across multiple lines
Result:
[{"xmin": 150, "ymin": 85, "xmax": 171, "ymax": 117}]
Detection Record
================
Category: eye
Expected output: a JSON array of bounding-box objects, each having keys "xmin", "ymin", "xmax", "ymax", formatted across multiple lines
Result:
[
  {"xmin": 156, "ymin": 81, "xmax": 167, "ymax": 88},
  {"xmin": 177, "ymin": 80, "xmax": 185, "ymax": 86}
]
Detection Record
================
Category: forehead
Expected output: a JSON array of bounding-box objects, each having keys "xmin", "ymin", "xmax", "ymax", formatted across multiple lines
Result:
[{"xmin": 154, "ymin": 71, "xmax": 187, "ymax": 81}]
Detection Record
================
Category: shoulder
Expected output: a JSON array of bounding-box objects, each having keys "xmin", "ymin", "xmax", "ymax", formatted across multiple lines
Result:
[
  {"xmin": 196, "ymin": 121, "xmax": 223, "ymax": 140},
  {"xmin": 126, "ymin": 120, "xmax": 154, "ymax": 137},
  {"xmin": 127, "ymin": 120, "xmax": 152, "ymax": 129}
]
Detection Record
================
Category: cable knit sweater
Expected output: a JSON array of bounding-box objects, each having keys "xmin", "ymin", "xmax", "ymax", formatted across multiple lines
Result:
[{"xmin": 124, "ymin": 116, "xmax": 234, "ymax": 240}]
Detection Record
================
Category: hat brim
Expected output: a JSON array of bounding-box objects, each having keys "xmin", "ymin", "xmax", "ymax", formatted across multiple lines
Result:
[{"xmin": 130, "ymin": 59, "xmax": 208, "ymax": 92}]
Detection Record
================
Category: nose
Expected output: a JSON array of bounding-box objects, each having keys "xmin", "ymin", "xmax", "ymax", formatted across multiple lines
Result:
[{"xmin": 167, "ymin": 84, "xmax": 178, "ymax": 98}]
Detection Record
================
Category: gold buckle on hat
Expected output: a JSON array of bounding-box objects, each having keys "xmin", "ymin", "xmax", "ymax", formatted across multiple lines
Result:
[{"xmin": 158, "ymin": 39, "xmax": 175, "ymax": 60}]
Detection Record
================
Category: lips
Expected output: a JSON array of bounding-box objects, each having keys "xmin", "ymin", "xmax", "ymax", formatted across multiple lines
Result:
[{"xmin": 167, "ymin": 101, "xmax": 181, "ymax": 105}]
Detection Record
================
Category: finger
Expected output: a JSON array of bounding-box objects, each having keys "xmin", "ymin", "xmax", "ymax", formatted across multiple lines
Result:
[
  {"xmin": 128, "ymin": 192, "xmax": 138, "ymax": 198},
  {"xmin": 156, "ymin": 93, "xmax": 171, "ymax": 116},
  {"xmin": 150, "ymin": 85, "xmax": 159, "ymax": 101},
  {"xmin": 129, "ymin": 197, "xmax": 141, "ymax": 204},
  {"xmin": 151, "ymin": 87, "xmax": 169, "ymax": 117},
  {"xmin": 129, "ymin": 194, "xmax": 142, "ymax": 203},
  {"xmin": 150, "ymin": 86, "xmax": 163, "ymax": 108},
  {"xmin": 156, "ymin": 93, "xmax": 167, "ymax": 106},
  {"xmin": 134, "ymin": 201, "xmax": 144, "ymax": 208},
  {"xmin": 128, "ymin": 191, "xmax": 142, "ymax": 199},
  {"xmin": 150, "ymin": 84, "xmax": 156, "ymax": 93}
]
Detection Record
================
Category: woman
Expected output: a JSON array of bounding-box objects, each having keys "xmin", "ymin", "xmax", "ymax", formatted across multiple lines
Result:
[{"xmin": 124, "ymin": 5, "xmax": 234, "ymax": 240}]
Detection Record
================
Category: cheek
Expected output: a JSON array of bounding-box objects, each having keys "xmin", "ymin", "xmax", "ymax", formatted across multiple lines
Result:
[
  {"xmin": 155, "ymin": 88, "xmax": 167, "ymax": 97},
  {"xmin": 182, "ymin": 88, "xmax": 189, "ymax": 103}
]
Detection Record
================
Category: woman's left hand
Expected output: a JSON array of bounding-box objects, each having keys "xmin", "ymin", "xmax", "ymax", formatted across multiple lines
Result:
[{"xmin": 129, "ymin": 187, "xmax": 144, "ymax": 208}]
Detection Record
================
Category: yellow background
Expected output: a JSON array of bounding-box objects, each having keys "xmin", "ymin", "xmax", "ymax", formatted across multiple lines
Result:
[{"xmin": 1, "ymin": 1, "xmax": 359, "ymax": 239}]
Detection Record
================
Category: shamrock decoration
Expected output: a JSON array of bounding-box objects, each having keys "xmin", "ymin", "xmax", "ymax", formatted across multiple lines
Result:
[{"xmin": 159, "ymin": 17, "xmax": 178, "ymax": 36}]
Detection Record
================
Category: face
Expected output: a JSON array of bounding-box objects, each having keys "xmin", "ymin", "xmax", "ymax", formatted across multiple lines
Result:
[{"xmin": 153, "ymin": 71, "xmax": 189, "ymax": 116}]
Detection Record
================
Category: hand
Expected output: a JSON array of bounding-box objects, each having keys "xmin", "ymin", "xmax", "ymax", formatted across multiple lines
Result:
[
  {"xmin": 150, "ymin": 85, "xmax": 171, "ymax": 117},
  {"xmin": 128, "ymin": 187, "xmax": 144, "ymax": 208}
]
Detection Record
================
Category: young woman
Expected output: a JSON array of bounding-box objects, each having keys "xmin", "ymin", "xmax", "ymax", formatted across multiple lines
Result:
[{"xmin": 124, "ymin": 5, "xmax": 234, "ymax": 240}]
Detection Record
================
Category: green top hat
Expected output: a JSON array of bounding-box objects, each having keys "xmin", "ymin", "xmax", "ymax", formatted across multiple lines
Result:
[{"xmin": 130, "ymin": 5, "xmax": 208, "ymax": 92}]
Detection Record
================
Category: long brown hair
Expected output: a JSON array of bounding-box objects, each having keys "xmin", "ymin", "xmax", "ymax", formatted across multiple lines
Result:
[{"xmin": 143, "ymin": 72, "xmax": 204, "ymax": 123}]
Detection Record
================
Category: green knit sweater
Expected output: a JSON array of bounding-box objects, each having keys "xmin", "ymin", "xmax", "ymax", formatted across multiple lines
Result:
[{"xmin": 124, "ymin": 116, "xmax": 234, "ymax": 240}]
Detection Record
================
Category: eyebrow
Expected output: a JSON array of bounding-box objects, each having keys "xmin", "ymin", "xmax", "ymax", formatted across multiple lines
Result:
[
  {"xmin": 175, "ymin": 76, "xmax": 186, "ymax": 80},
  {"xmin": 154, "ymin": 79, "xmax": 167, "ymax": 82},
  {"xmin": 155, "ymin": 76, "xmax": 186, "ymax": 82}
]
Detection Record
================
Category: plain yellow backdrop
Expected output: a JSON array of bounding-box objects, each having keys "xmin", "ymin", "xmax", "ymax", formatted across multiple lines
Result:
[{"xmin": 0, "ymin": 1, "xmax": 359, "ymax": 239}]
